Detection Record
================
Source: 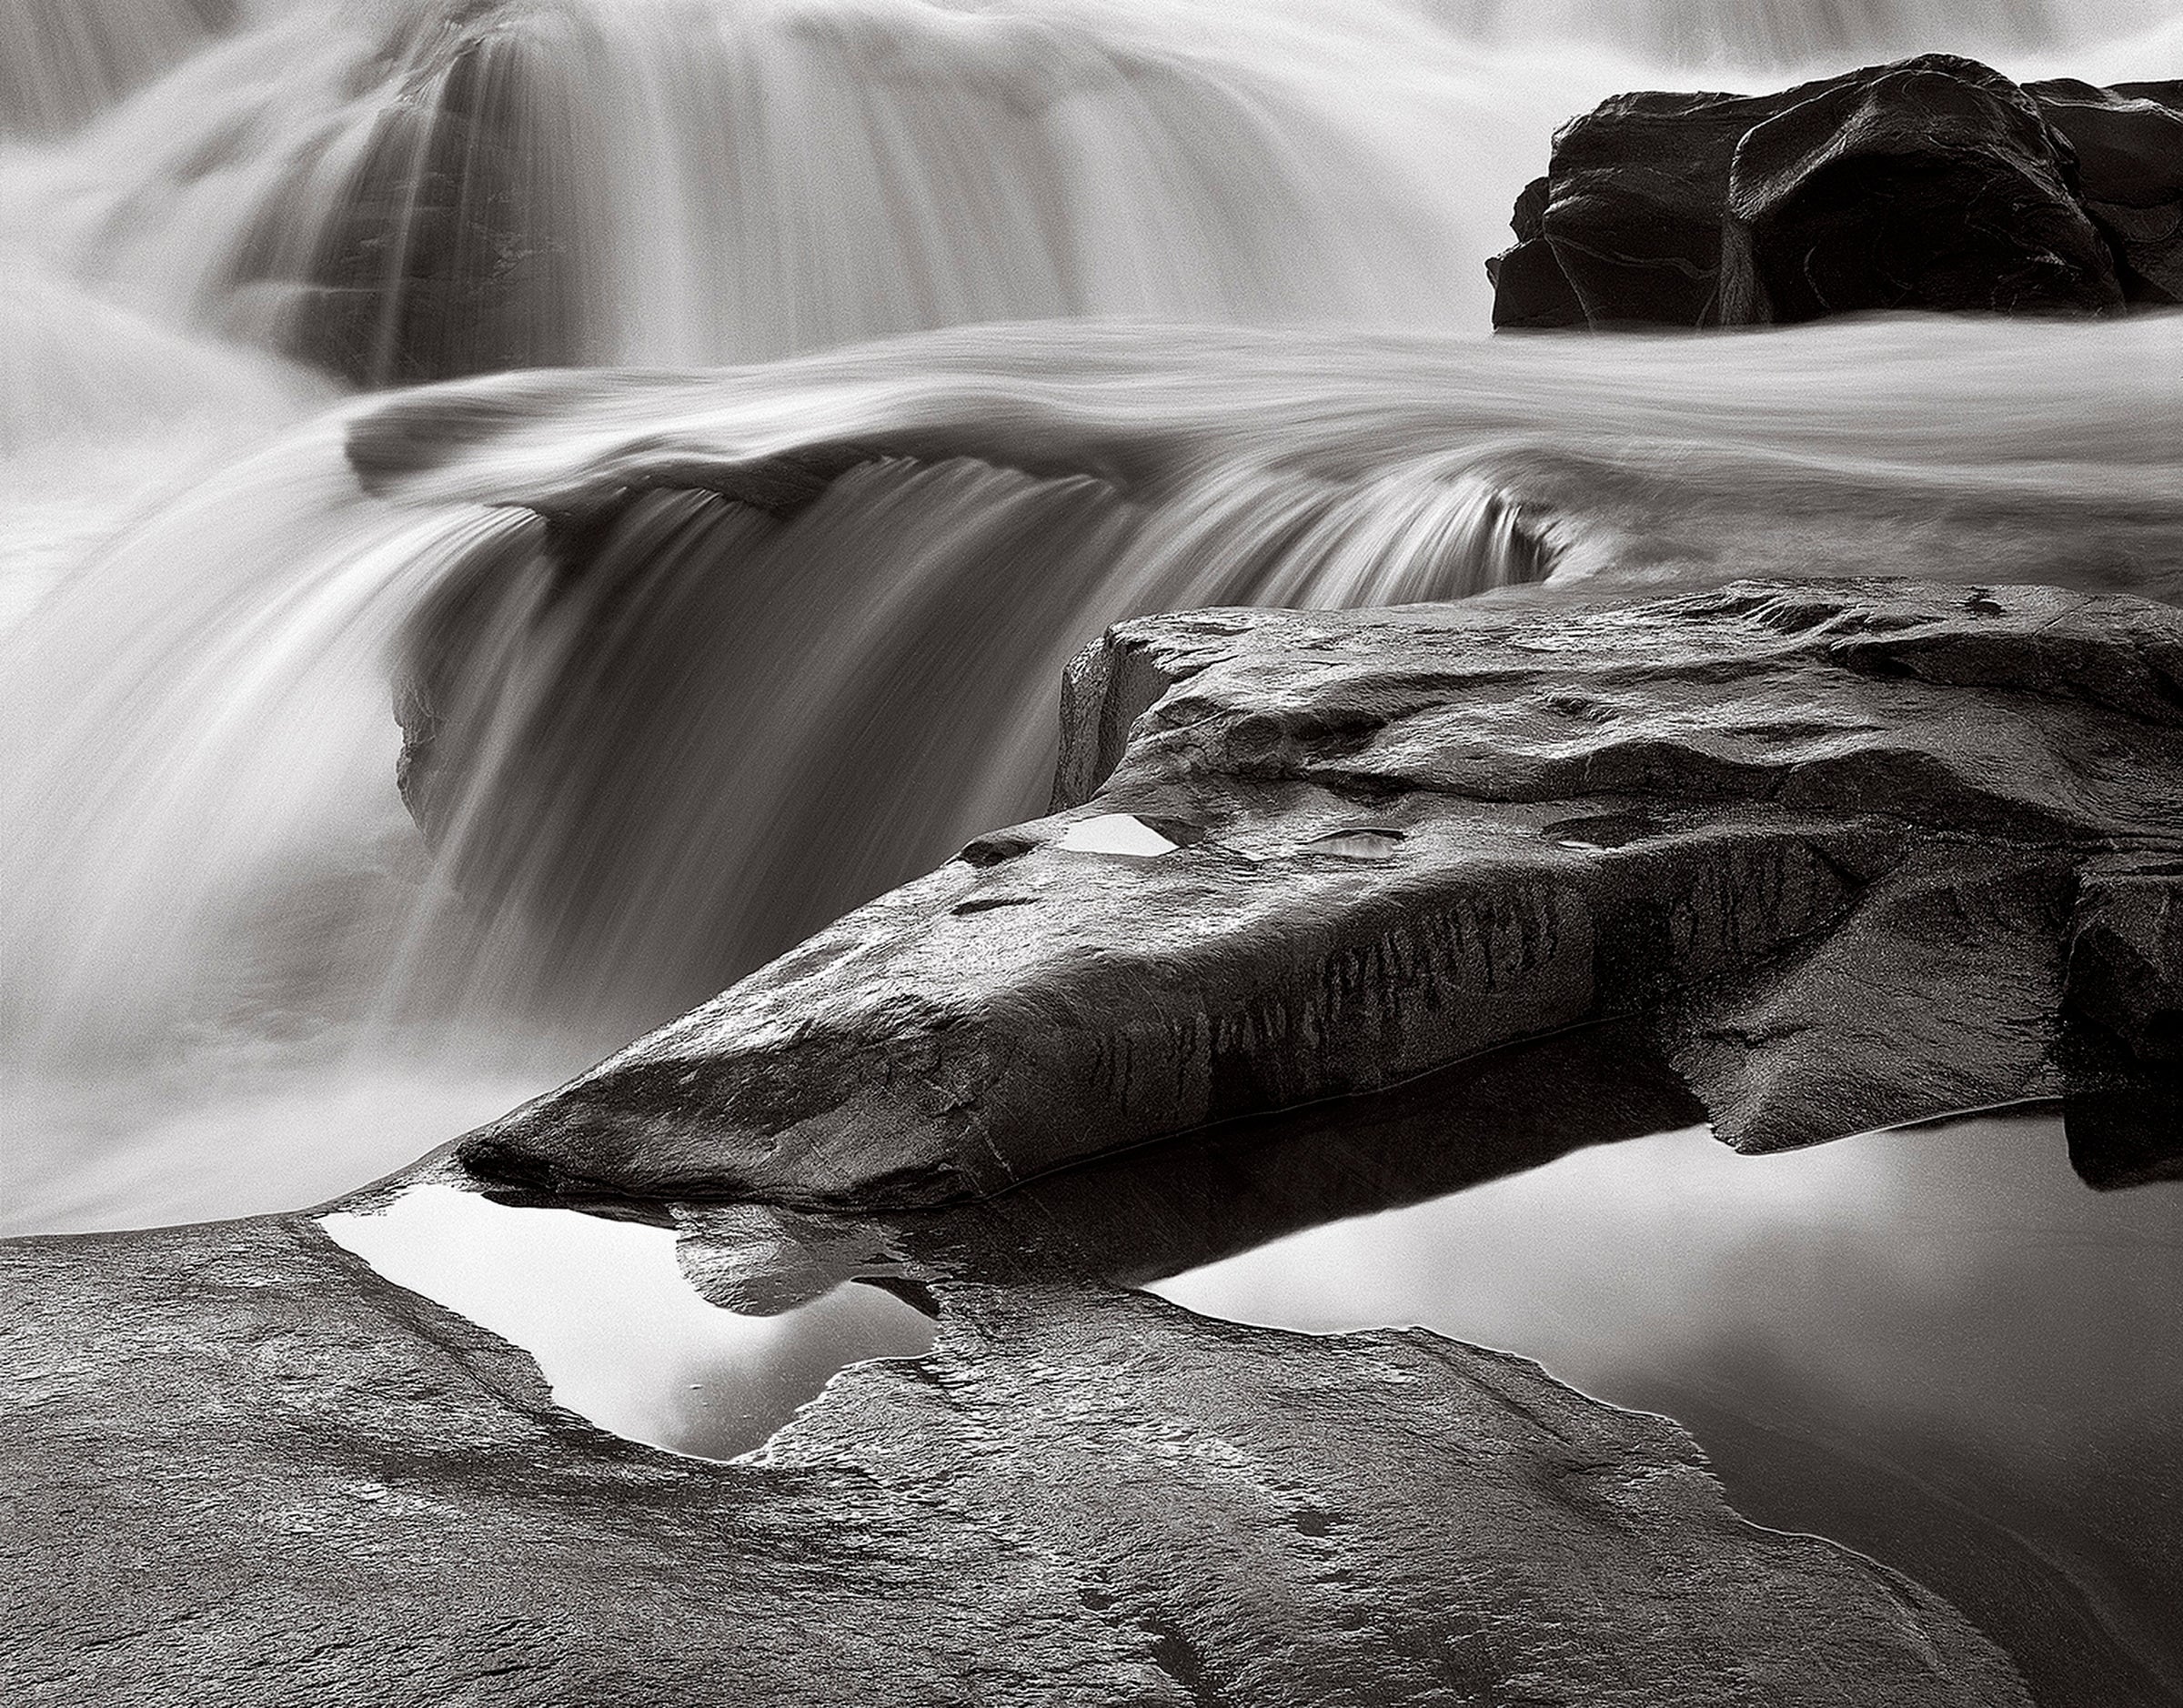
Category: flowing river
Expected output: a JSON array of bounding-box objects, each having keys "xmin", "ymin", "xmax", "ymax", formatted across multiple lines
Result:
[{"xmin": 2, "ymin": 0, "xmax": 2178, "ymax": 1231}]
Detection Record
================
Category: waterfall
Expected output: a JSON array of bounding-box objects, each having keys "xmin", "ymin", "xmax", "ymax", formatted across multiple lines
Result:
[
  {"xmin": 11, "ymin": 0, "xmax": 2172, "ymax": 380},
  {"xmin": 2, "ymin": 0, "xmax": 2177, "ymax": 1233},
  {"xmin": 0, "ymin": 0, "xmax": 236, "ymax": 137}
]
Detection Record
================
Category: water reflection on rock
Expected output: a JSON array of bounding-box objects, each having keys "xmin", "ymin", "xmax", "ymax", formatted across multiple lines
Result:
[
  {"xmin": 322, "ymin": 1183, "xmax": 936, "ymax": 1461},
  {"xmin": 1147, "ymin": 1110, "xmax": 2183, "ymax": 1708}
]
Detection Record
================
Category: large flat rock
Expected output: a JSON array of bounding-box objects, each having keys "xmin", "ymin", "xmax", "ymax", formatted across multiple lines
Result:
[
  {"xmin": 455, "ymin": 578, "xmax": 2183, "ymax": 1208},
  {"xmin": 0, "ymin": 1187, "xmax": 2031, "ymax": 1707}
]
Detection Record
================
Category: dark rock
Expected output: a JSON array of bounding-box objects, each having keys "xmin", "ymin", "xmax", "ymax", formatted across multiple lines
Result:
[
  {"xmin": 2027, "ymin": 79, "xmax": 2183, "ymax": 304},
  {"xmin": 2066, "ymin": 1084, "xmax": 2183, "ymax": 1190},
  {"xmin": 1483, "ymin": 176, "xmax": 1587, "ymax": 328},
  {"xmin": 1719, "ymin": 58, "xmax": 2121, "ymax": 322},
  {"xmin": 889, "ymin": 1020, "xmax": 1711, "ymax": 1292},
  {"xmin": 454, "ymin": 578, "xmax": 2183, "ymax": 1206},
  {"xmin": 1484, "ymin": 233, "xmax": 1587, "ymax": 329},
  {"xmin": 2064, "ymin": 859, "xmax": 2183, "ymax": 1064},
  {"xmin": 1526, "ymin": 85, "xmax": 1786, "ymax": 326},
  {"xmin": 1491, "ymin": 55, "xmax": 2171, "ymax": 327},
  {"xmin": 0, "ymin": 1196, "xmax": 2033, "ymax": 1706}
]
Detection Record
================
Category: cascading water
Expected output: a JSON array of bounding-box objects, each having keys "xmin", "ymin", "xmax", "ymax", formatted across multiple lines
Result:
[{"xmin": 2, "ymin": 0, "xmax": 2178, "ymax": 1234}]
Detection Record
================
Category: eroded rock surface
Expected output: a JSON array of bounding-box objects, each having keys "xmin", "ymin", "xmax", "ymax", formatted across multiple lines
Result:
[
  {"xmin": 1488, "ymin": 57, "xmax": 2181, "ymax": 327},
  {"xmin": 0, "ymin": 1190, "xmax": 2033, "ymax": 1707},
  {"xmin": 456, "ymin": 578, "xmax": 2183, "ymax": 1208}
]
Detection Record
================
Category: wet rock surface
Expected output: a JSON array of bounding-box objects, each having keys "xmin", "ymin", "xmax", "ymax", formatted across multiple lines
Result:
[
  {"xmin": 1488, "ymin": 57, "xmax": 2181, "ymax": 327},
  {"xmin": 457, "ymin": 578, "xmax": 2183, "ymax": 1208},
  {"xmin": 1, "ymin": 1141, "xmax": 2036, "ymax": 1708}
]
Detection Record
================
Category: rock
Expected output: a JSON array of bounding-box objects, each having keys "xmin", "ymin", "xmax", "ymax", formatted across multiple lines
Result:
[
  {"xmin": 454, "ymin": 578, "xmax": 2183, "ymax": 1207},
  {"xmin": 1483, "ymin": 176, "xmax": 1586, "ymax": 328},
  {"xmin": 2026, "ymin": 79, "xmax": 2183, "ymax": 304},
  {"xmin": 228, "ymin": 8, "xmax": 584, "ymax": 385},
  {"xmin": 1719, "ymin": 58, "xmax": 2121, "ymax": 322},
  {"xmin": 1518, "ymin": 84, "xmax": 1786, "ymax": 326},
  {"xmin": 2066, "ymin": 1085, "xmax": 2183, "ymax": 1190},
  {"xmin": 1490, "ymin": 55, "xmax": 2174, "ymax": 327},
  {"xmin": 2065, "ymin": 859, "xmax": 2183, "ymax": 1064},
  {"xmin": 0, "ymin": 1187, "xmax": 2033, "ymax": 1706}
]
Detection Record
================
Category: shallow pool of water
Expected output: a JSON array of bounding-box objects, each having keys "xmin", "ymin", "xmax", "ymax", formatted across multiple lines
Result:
[
  {"xmin": 322, "ymin": 1183, "xmax": 938, "ymax": 1462},
  {"xmin": 1150, "ymin": 1111, "xmax": 2183, "ymax": 1708}
]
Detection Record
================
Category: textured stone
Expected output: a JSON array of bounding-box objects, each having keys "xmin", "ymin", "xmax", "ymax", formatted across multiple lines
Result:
[
  {"xmin": 455, "ymin": 578, "xmax": 2183, "ymax": 1207},
  {"xmin": 2027, "ymin": 78, "xmax": 2183, "ymax": 304},
  {"xmin": 1719, "ymin": 58, "xmax": 2121, "ymax": 322},
  {"xmin": 0, "ymin": 1187, "xmax": 2032, "ymax": 1707},
  {"xmin": 1489, "ymin": 55, "xmax": 2171, "ymax": 328}
]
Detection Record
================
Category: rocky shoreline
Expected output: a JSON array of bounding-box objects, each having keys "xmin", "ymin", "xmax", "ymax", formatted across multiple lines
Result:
[
  {"xmin": 9, "ymin": 569, "xmax": 2178, "ymax": 1704},
  {"xmin": 4, "ymin": 1178, "xmax": 2037, "ymax": 1707}
]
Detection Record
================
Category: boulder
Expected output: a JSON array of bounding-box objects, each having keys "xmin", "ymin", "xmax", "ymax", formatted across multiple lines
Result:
[
  {"xmin": 1719, "ymin": 57, "xmax": 2121, "ymax": 322},
  {"xmin": 1483, "ymin": 175, "xmax": 1587, "ymax": 328},
  {"xmin": 2027, "ymin": 78, "xmax": 2183, "ymax": 304},
  {"xmin": 1489, "ymin": 55, "xmax": 2176, "ymax": 327},
  {"xmin": 1513, "ymin": 85, "xmax": 1787, "ymax": 326},
  {"xmin": 453, "ymin": 578, "xmax": 2183, "ymax": 1209}
]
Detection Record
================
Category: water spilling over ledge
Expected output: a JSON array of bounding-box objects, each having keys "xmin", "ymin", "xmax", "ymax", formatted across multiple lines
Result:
[
  {"xmin": 4, "ymin": 1, "xmax": 2181, "ymax": 1701},
  {"xmin": 12, "ymin": 311, "xmax": 2174, "ymax": 1233}
]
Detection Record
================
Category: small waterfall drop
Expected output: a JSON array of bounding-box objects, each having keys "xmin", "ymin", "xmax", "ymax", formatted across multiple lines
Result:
[
  {"xmin": 0, "ymin": 0, "xmax": 236, "ymax": 137},
  {"xmin": 3, "ymin": 0, "xmax": 2178, "ymax": 1232}
]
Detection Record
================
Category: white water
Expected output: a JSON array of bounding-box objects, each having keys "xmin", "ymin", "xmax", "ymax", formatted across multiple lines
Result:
[{"xmin": 2, "ymin": 0, "xmax": 2178, "ymax": 1233}]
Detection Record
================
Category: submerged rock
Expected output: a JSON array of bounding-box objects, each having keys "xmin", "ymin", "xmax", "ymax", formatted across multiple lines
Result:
[
  {"xmin": 229, "ymin": 5, "xmax": 585, "ymax": 385},
  {"xmin": 1490, "ymin": 57, "xmax": 2178, "ymax": 327},
  {"xmin": 455, "ymin": 578, "xmax": 2183, "ymax": 1208},
  {"xmin": 0, "ymin": 1191, "xmax": 2034, "ymax": 1706}
]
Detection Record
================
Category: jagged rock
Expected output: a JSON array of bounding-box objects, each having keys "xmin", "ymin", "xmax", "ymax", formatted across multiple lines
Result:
[
  {"xmin": 1503, "ymin": 83, "xmax": 1785, "ymax": 326},
  {"xmin": 0, "ymin": 1188, "xmax": 2033, "ymax": 1706},
  {"xmin": 454, "ymin": 578, "xmax": 2183, "ymax": 1208},
  {"xmin": 1483, "ymin": 176, "xmax": 1587, "ymax": 328},
  {"xmin": 1488, "ymin": 55, "xmax": 2173, "ymax": 327},
  {"xmin": 2066, "ymin": 859, "xmax": 2183, "ymax": 1064}
]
